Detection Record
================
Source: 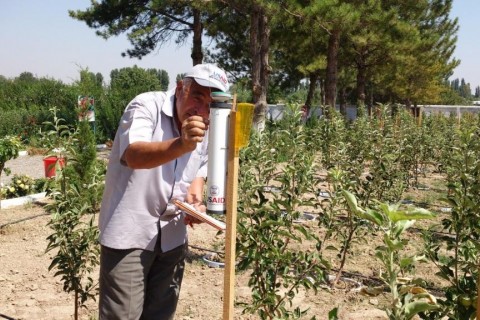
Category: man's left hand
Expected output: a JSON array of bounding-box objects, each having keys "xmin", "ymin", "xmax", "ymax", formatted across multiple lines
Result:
[{"xmin": 184, "ymin": 202, "xmax": 205, "ymax": 228}]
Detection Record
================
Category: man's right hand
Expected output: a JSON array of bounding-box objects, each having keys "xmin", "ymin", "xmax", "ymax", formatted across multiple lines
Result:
[
  {"xmin": 180, "ymin": 115, "xmax": 209, "ymax": 151},
  {"xmin": 123, "ymin": 116, "xmax": 209, "ymax": 169}
]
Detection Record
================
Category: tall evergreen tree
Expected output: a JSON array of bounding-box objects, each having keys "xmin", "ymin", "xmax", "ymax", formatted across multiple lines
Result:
[
  {"xmin": 459, "ymin": 78, "xmax": 472, "ymax": 98},
  {"xmin": 301, "ymin": 0, "xmax": 359, "ymax": 110},
  {"xmin": 341, "ymin": 0, "xmax": 410, "ymax": 107},
  {"xmin": 69, "ymin": 1, "xmax": 222, "ymax": 65},
  {"xmin": 205, "ymin": 0, "xmax": 281, "ymax": 130},
  {"xmin": 382, "ymin": 0, "xmax": 459, "ymax": 107}
]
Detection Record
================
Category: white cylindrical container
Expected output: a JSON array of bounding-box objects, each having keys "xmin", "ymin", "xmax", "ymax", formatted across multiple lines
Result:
[{"xmin": 206, "ymin": 101, "xmax": 231, "ymax": 214}]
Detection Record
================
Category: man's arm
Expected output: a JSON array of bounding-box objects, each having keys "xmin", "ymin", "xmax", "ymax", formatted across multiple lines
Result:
[
  {"xmin": 123, "ymin": 115, "xmax": 208, "ymax": 169},
  {"xmin": 123, "ymin": 138, "xmax": 189, "ymax": 169},
  {"xmin": 187, "ymin": 177, "xmax": 206, "ymax": 210},
  {"xmin": 184, "ymin": 177, "xmax": 206, "ymax": 226}
]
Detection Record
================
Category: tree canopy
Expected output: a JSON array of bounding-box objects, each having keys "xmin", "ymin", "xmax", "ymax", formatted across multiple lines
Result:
[{"xmin": 69, "ymin": 0, "xmax": 461, "ymax": 125}]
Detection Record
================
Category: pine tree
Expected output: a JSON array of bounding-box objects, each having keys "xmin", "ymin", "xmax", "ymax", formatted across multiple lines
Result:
[
  {"xmin": 69, "ymin": 1, "xmax": 213, "ymax": 65},
  {"xmin": 382, "ymin": 0, "xmax": 459, "ymax": 106}
]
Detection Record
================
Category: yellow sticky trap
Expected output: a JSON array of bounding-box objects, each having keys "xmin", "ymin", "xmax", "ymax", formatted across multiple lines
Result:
[{"xmin": 234, "ymin": 103, "xmax": 254, "ymax": 151}]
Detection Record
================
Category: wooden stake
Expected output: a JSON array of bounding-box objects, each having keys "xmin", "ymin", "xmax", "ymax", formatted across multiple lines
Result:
[
  {"xmin": 477, "ymin": 263, "xmax": 480, "ymax": 319},
  {"xmin": 418, "ymin": 106, "xmax": 423, "ymax": 126},
  {"xmin": 223, "ymin": 102, "xmax": 239, "ymax": 320}
]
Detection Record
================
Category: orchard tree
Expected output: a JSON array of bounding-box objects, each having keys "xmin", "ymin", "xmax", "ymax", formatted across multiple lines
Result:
[
  {"xmin": 0, "ymin": 136, "xmax": 21, "ymax": 209},
  {"xmin": 0, "ymin": 74, "xmax": 78, "ymax": 136}
]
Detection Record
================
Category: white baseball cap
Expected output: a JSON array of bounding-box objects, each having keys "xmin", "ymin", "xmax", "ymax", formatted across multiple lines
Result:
[{"xmin": 185, "ymin": 63, "xmax": 229, "ymax": 93}]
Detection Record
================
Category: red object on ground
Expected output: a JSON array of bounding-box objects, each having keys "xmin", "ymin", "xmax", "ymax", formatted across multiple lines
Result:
[{"xmin": 43, "ymin": 156, "xmax": 65, "ymax": 178}]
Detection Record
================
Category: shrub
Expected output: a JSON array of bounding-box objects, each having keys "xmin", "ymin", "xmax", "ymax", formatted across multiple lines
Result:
[{"xmin": 1, "ymin": 174, "xmax": 35, "ymax": 199}]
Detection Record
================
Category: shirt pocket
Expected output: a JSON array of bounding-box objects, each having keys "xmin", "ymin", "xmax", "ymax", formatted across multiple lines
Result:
[{"xmin": 182, "ymin": 152, "xmax": 201, "ymax": 184}]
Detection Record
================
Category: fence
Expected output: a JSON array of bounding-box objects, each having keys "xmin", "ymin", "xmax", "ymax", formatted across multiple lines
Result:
[{"xmin": 266, "ymin": 104, "xmax": 480, "ymax": 121}]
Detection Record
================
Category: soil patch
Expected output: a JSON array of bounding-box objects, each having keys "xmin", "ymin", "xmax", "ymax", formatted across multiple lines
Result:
[
  {"xmin": 1, "ymin": 204, "xmax": 393, "ymax": 320},
  {"xmin": 0, "ymin": 159, "xmax": 448, "ymax": 319}
]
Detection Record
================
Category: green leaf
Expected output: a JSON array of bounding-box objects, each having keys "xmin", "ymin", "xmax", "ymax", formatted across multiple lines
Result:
[
  {"xmin": 400, "ymin": 257, "xmax": 415, "ymax": 269},
  {"xmin": 384, "ymin": 234, "xmax": 404, "ymax": 251},
  {"xmin": 387, "ymin": 207, "xmax": 436, "ymax": 222},
  {"xmin": 393, "ymin": 220, "xmax": 415, "ymax": 237},
  {"xmin": 341, "ymin": 190, "xmax": 383, "ymax": 225},
  {"xmin": 325, "ymin": 245, "xmax": 338, "ymax": 251},
  {"xmin": 328, "ymin": 307, "xmax": 339, "ymax": 320},
  {"xmin": 364, "ymin": 208, "xmax": 385, "ymax": 226},
  {"xmin": 404, "ymin": 301, "xmax": 439, "ymax": 319},
  {"xmin": 342, "ymin": 190, "xmax": 362, "ymax": 213}
]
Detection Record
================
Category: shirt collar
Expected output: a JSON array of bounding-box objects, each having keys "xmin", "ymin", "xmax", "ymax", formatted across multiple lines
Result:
[{"xmin": 162, "ymin": 88, "xmax": 177, "ymax": 118}]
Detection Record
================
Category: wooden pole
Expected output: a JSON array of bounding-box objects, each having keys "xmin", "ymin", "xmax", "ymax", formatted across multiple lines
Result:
[
  {"xmin": 223, "ymin": 103, "xmax": 239, "ymax": 320},
  {"xmin": 477, "ymin": 263, "xmax": 480, "ymax": 319}
]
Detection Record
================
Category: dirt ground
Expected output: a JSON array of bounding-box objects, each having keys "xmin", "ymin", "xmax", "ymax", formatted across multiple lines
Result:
[{"xmin": 0, "ymin": 201, "xmax": 401, "ymax": 320}]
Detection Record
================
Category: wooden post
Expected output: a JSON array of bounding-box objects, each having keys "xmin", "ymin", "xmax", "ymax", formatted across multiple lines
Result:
[
  {"xmin": 223, "ymin": 103, "xmax": 239, "ymax": 320},
  {"xmin": 417, "ymin": 106, "xmax": 423, "ymax": 126},
  {"xmin": 457, "ymin": 107, "xmax": 461, "ymax": 127},
  {"xmin": 477, "ymin": 264, "xmax": 480, "ymax": 319}
]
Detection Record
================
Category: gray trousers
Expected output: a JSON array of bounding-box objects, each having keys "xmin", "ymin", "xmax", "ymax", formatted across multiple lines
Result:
[{"xmin": 98, "ymin": 242, "xmax": 187, "ymax": 320}]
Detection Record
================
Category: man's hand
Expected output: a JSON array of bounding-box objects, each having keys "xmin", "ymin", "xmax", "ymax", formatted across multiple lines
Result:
[
  {"xmin": 180, "ymin": 116, "xmax": 209, "ymax": 152},
  {"xmin": 184, "ymin": 202, "xmax": 206, "ymax": 228}
]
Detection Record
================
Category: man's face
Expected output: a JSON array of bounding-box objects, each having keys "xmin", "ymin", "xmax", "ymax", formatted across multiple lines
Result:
[{"xmin": 175, "ymin": 78, "xmax": 212, "ymax": 124}]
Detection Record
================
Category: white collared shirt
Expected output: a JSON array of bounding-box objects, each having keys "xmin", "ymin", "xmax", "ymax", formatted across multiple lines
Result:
[{"xmin": 99, "ymin": 89, "xmax": 207, "ymax": 252}]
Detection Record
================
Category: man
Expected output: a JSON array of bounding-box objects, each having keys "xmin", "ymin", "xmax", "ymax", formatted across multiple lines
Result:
[{"xmin": 98, "ymin": 63, "xmax": 229, "ymax": 319}]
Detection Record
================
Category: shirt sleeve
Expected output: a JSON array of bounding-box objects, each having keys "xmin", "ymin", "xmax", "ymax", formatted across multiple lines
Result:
[
  {"xmin": 117, "ymin": 94, "xmax": 159, "ymax": 160},
  {"xmin": 196, "ymin": 154, "xmax": 208, "ymax": 179},
  {"xmin": 196, "ymin": 133, "xmax": 209, "ymax": 179}
]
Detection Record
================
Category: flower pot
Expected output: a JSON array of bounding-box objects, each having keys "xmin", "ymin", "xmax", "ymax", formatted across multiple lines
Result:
[{"xmin": 43, "ymin": 156, "xmax": 65, "ymax": 178}]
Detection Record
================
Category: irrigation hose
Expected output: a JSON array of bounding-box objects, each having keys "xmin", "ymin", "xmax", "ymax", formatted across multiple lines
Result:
[
  {"xmin": 0, "ymin": 213, "xmax": 49, "ymax": 229},
  {"xmin": 0, "ymin": 312, "xmax": 15, "ymax": 320}
]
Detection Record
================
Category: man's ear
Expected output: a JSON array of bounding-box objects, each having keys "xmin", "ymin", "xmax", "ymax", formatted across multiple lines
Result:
[
  {"xmin": 175, "ymin": 80, "xmax": 183, "ymax": 98},
  {"xmin": 176, "ymin": 80, "xmax": 183, "ymax": 90}
]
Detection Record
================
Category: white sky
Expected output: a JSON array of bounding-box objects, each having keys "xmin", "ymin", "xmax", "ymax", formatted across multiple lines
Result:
[
  {"xmin": 450, "ymin": 0, "xmax": 480, "ymax": 91},
  {"xmin": 0, "ymin": 0, "xmax": 478, "ymax": 91}
]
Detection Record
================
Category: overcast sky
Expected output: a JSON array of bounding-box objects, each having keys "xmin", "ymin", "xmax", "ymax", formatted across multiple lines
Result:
[{"xmin": 0, "ymin": 0, "xmax": 478, "ymax": 91}]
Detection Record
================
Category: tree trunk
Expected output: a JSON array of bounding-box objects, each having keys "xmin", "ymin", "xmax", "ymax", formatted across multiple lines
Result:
[
  {"xmin": 0, "ymin": 163, "xmax": 4, "ymax": 209},
  {"xmin": 356, "ymin": 62, "xmax": 367, "ymax": 118},
  {"xmin": 356, "ymin": 62, "xmax": 366, "ymax": 106},
  {"xmin": 250, "ymin": 4, "xmax": 270, "ymax": 132},
  {"xmin": 320, "ymin": 78, "xmax": 326, "ymax": 106},
  {"xmin": 305, "ymin": 72, "xmax": 319, "ymax": 108},
  {"xmin": 191, "ymin": 9, "xmax": 203, "ymax": 65},
  {"xmin": 325, "ymin": 29, "xmax": 340, "ymax": 115},
  {"xmin": 339, "ymin": 86, "xmax": 347, "ymax": 118}
]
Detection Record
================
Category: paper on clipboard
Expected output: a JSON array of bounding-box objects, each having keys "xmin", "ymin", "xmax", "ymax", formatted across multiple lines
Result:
[{"xmin": 173, "ymin": 199, "xmax": 226, "ymax": 231}]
